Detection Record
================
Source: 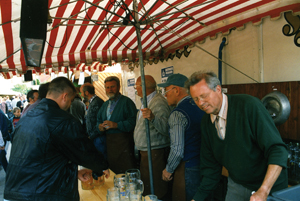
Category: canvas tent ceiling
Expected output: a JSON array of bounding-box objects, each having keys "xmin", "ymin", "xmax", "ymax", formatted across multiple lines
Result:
[{"xmin": 0, "ymin": 0, "xmax": 299, "ymax": 79}]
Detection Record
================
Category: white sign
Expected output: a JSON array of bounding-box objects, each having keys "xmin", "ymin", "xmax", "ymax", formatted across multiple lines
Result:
[
  {"xmin": 161, "ymin": 66, "xmax": 173, "ymax": 83},
  {"xmin": 78, "ymin": 72, "xmax": 85, "ymax": 85},
  {"xmin": 127, "ymin": 78, "xmax": 136, "ymax": 104}
]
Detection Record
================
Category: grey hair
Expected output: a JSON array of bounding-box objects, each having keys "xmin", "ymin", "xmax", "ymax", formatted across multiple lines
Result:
[
  {"xmin": 185, "ymin": 71, "xmax": 220, "ymax": 94},
  {"xmin": 104, "ymin": 76, "xmax": 120, "ymax": 87}
]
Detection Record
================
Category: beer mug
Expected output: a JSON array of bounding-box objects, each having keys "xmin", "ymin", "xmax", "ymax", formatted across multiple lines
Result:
[
  {"xmin": 144, "ymin": 195, "xmax": 158, "ymax": 201},
  {"xmin": 80, "ymin": 167, "xmax": 94, "ymax": 190},
  {"xmin": 114, "ymin": 174, "xmax": 127, "ymax": 199},
  {"xmin": 129, "ymin": 189, "xmax": 143, "ymax": 201},
  {"xmin": 107, "ymin": 187, "xmax": 120, "ymax": 201},
  {"xmin": 125, "ymin": 169, "xmax": 141, "ymax": 183},
  {"xmin": 94, "ymin": 174, "xmax": 105, "ymax": 186},
  {"xmin": 127, "ymin": 179, "xmax": 144, "ymax": 193}
]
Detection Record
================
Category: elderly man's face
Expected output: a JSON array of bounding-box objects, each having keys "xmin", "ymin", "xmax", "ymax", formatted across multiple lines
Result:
[
  {"xmin": 105, "ymin": 80, "xmax": 120, "ymax": 99},
  {"xmin": 164, "ymin": 85, "xmax": 177, "ymax": 107},
  {"xmin": 189, "ymin": 79, "xmax": 222, "ymax": 115},
  {"xmin": 134, "ymin": 80, "xmax": 143, "ymax": 98}
]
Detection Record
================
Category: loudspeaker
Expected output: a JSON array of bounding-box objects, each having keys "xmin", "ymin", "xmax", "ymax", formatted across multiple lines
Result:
[
  {"xmin": 20, "ymin": 0, "xmax": 48, "ymax": 67},
  {"xmin": 24, "ymin": 70, "xmax": 33, "ymax": 82},
  {"xmin": 20, "ymin": 0, "xmax": 48, "ymax": 39}
]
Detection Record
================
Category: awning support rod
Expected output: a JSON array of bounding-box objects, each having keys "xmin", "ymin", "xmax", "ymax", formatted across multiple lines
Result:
[
  {"xmin": 0, "ymin": 48, "xmax": 21, "ymax": 64},
  {"xmin": 132, "ymin": 0, "xmax": 155, "ymax": 195}
]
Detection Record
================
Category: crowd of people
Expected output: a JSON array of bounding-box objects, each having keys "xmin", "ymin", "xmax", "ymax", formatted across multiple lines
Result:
[{"xmin": 0, "ymin": 71, "xmax": 288, "ymax": 201}]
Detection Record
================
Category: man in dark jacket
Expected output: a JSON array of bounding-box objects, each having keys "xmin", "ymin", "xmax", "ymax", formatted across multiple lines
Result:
[
  {"xmin": 4, "ymin": 77, "xmax": 109, "ymax": 201},
  {"xmin": 80, "ymin": 83, "xmax": 105, "ymax": 157}
]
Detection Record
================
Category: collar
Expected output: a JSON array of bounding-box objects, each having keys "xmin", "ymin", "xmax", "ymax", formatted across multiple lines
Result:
[
  {"xmin": 89, "ymin": 95, "xmax": 97, "ymax": 103},
  {"xmin": 211, "ymin": 93, "xmax": 228, "ymax": 123},
  {"xmin": 140, "ymin": 91, "xmax": 157, "ymax": 106},
  {"xmin": 176, "ymin": 95, "xmax": 190, "ymax": 107}
]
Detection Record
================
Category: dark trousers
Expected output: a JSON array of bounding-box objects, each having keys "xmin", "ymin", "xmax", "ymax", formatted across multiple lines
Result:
[
  {"xmin": 140, "ymin": 148, "xmax": 169, "ymax": 199},
  {"xmin": 0, "ymin": 150, "xmax": 8, "ymax": 172}
]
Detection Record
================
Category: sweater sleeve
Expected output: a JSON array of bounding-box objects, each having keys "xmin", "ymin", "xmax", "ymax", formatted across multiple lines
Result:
[
  {"xmin": 96, "ymin": 102, "xmax": 107, "ymax": 136},
  {"xmin": 248, "ymin": 97, "xmax": 288, "ymax": 168},
  {"xmin": 149, "ymin": 95, "xmax": 170, "ymax": 136},
  {"xmin": 115, "ymin": 98, "xmax": 137, "ymax": 133},
  {"xmin": 193, "ymin": 115, "xmax": 222, "ymax": 201}
]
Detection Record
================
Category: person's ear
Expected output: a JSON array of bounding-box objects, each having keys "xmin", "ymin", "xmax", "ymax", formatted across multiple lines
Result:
[
  {"xmin": 216, "ymin": 85, "xmax": 222, "ymax": 93},
  {"xmin": 174, "ymin": 86, "xmax": 180, "ymax": 96},
  {"xmin": 62, "ymin": 93, "xmax": 68, "ymax": 102}
]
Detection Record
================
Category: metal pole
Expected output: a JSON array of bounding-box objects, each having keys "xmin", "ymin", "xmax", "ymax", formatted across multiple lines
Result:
[{"xmin": 133, "ymin": 0, "xmax": 154, "ymax": 195}]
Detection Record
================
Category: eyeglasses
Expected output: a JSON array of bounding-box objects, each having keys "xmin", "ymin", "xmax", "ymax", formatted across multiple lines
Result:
[
  {"xmin": 133, "ymin": 85, "xmax": 141, "ymax": 89},
  {"xmin": 163, "ymin": 87, "xmax": 176, "ymax": 96},
  {"xmin": 192, "ymin": 91, "xmax": 211, "ymax": 102}
]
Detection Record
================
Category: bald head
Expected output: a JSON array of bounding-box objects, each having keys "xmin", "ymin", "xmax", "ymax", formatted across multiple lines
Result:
[
  {"xmin": 135, "ymin": 75, "xmax": 157, "ymax": 97},
  {"xmin": 137, "ymin": 75, "xmax": 156, "ymax": 89}
]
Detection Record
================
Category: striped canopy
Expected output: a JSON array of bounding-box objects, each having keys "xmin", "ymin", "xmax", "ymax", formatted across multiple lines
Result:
[{"xmin": 0, "ymin": 0, "xmax": 299, "ymax": 79}]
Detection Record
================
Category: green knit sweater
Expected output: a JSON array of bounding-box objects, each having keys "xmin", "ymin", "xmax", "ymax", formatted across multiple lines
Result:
[
  {"xmin": 96, "ymin": 95, "xmax": 137, "ymax": 135},
  {"xmin": 193, "ymin": 94, "xmax": 288, "ymax": 201}
]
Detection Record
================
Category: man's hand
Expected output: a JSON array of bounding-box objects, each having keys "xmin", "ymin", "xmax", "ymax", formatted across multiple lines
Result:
[
  {"xmin": 103, "ymin": 169, "xmax": 110, "ymax": 179},
  {"xmin": 250, "ymin": 189, "xmax": 268, "ymax": 201},
  {"xmin": 141, "ymin": 108, "xmax": 155, "ymax": 121},
  {"xmin": 102, "ymin": 120, "xmax": 118, "ymax": 130},
  {"xmin": 78, "ymin": 169, "xmax": 92, "ymax": 182},
  {"xmin": 162, "ymin": 168, "xmax": 173, "ymax": 182},
  {"xmin": 250, "ymin": 164, "xmax": 283, "ymax": 201},
  {"xmin": 0, "ymin": 146, "xmax": 5, "ymax": 150},
  {"xmin": 98, "ymin": 123, "xmax": 106, "ymax": 131}
]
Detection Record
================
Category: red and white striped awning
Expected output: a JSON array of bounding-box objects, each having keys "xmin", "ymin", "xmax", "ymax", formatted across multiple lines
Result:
[{"xmin": 0, "ymin": 0, "xmax": 299, "ymax": 79}]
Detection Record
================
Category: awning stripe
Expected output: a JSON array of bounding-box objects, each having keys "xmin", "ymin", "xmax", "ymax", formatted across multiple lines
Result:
[
  {"xmin": 45, "ymin": 0, "xmax": 71, "ymax": 65},
  {"xmin": 0, "ymin": 0, "xmax": 15, "ymax": 70}
]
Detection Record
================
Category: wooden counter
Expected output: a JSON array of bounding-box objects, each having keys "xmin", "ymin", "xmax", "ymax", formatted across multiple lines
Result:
[{"xmin": 79, "ymin": 171, "xmax": 116, "ymax": 201}]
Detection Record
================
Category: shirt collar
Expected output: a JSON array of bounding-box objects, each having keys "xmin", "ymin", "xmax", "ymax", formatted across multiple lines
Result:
[
  {"xmin": 140, "ymin": 91, "xmax": 157, "ymax": 106},
  {"xmin": 89, "ymin": 95, "xmax": 97, "ymax": 103},
  {"xmin": 211, "ymin": 93, "xmax": 228, "ymax": 123}
]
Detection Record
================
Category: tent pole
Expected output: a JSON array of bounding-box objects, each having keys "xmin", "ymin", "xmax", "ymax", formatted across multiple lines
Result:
[{"xmin": 133, "ymin": 6, "xmax": 155, "ymax": 197}]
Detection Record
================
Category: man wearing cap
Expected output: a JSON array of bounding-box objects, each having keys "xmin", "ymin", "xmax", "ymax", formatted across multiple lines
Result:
[
  {"xmin": 134, "ymin": 75, "xmax": 171, "ymax": 199},
  {"xmin": 158, "ymin": 74, "xmax": 205, "ymax": 201}
]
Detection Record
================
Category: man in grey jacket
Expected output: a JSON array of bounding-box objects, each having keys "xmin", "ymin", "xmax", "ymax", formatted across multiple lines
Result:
[{"xmin": 134, "ymin": 75, "xmax": 171, "ymax": 199}]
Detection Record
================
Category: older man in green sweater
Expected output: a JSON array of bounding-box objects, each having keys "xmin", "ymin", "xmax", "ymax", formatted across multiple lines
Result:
[
  {"xmin": 186, "ymin": 71, "xmax": 288, "ymax": 201},
  {"xmin": 97, "ymin": 76, "xmax": 137, "ymax": 174}
]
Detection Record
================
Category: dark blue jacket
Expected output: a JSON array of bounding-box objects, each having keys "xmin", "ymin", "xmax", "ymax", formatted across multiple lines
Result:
[{"xmin": 4, "ymin": 98, "xmax": 108, "ymax": 201}]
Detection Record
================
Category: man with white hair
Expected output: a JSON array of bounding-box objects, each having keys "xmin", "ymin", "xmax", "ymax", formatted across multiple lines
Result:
[{"xmin": 186, "ymin": 71, "xmax": 288, "ymax": 201}]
